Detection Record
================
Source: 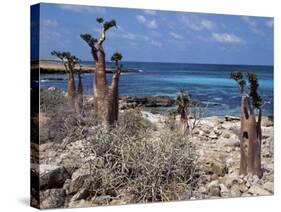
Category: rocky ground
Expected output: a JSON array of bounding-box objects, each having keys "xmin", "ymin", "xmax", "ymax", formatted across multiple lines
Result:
[
  {"xmin": 31, "ymin": 88, "xmax": 274, "ymax": 208},
  {"xmin": 141, "ymin": 112, "xmax": 274, "ymax": 199}
]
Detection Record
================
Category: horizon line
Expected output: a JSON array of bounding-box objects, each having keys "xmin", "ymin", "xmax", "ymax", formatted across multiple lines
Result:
[{"xmin": 36, "ymin": 57, "xmax": 273, "ymax": 67}]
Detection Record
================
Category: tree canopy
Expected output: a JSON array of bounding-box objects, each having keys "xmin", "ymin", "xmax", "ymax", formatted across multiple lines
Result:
[
  {"xmin": 230, "ymin": 71, "xmax": 262, "ymax": 108},
  {"xmin": 175, "ymin": 90, "xmax": 191, "ymax": 113}
]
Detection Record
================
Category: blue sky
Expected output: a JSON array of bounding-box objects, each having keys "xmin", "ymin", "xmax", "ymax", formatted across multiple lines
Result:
[{"xmin": 37, "ymin": 3, "xmax": 274, "ymax": 65}]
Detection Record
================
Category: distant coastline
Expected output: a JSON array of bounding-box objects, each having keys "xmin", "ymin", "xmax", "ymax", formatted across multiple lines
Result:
[{"xmin": 31, "ymin": 59, "xmax": 140, "ymax": 74}]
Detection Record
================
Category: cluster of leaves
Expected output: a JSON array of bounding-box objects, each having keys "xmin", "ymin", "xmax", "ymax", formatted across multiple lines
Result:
[
  {"xmin": 80, "ymin": 17, "xmax": 122, "ymax": 67},
  {"xmin": 230, "ymin": 71, "xmax": 262, "ymax": 108},
  {"xmin": 111, "ymin": 52, "xmax": 122, "ymax": 63},
  {"xmin": 175, "ymin": 90, "xmax": 191, "ymax": 113},
  {"xmin": 80, "ymin": 17, "xmax": 117, "ymax": 48},
  {"xmin": 80, "ymin": 34, "xmax": 98, "ymax": 48},
  {"xmin": 51, "ymin": 51, "xmax": 80, "ymax": 66}
]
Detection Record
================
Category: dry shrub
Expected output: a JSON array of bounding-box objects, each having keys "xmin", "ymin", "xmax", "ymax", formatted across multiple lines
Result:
[
  {"xmin": 40, "ymin": 89, "xmax": 200, "ymax": 202},
  {"xmin": 83, "ymin": 110, "xmax": 199, "ymax": 203}
]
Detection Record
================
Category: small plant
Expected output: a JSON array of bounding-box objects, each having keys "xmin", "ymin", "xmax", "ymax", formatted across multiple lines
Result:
[
  {"xmin": 165, "ymin": 108, "xmax": 177, "ymax": 131},
  {"xmin": 230, "ymin": 71, "xmax": 262, "ymax": 177},
  {"xmin": 175, "ymin": 90, "xmax": 191, "ymax": 135}
]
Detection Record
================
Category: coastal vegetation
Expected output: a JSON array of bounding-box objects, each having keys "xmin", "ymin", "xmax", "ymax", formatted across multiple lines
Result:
[
  {"xmin": 80, "ymin": 17, "xmax": 122, "ymax": 126},
  {"xmin": 50, "ymin": 51, "xmax": 82, "ymax": 112},
  {"xmin": 32, "ymin": 16, "xmax": 273, "ymax": 209}
]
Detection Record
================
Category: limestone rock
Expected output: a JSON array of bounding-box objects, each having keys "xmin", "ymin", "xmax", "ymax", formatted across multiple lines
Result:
[
  {"xmin": 262, "ymin": 182, "xmax": 274, "ymax": 193},
  {"xmin": 40, "ymin": 166, "xmax": 70, "ymax": 190},
  {"xmin": 230, "ymin": 184, "xmax": 241, "ymax": 197},
  {"xmin": 248, "ymin": 185, "xmax": 271, "ymax": 196},
  {"xmin": 40, "ymin": 189, "xmax": 65, "ymax": 209},
  {"xmin": 219, "ymin": 184, "xmax": 229, "ymax": 197},
  {"xmin": 207, "ymin": 180, "xmax": 221, "ymax": 197}
]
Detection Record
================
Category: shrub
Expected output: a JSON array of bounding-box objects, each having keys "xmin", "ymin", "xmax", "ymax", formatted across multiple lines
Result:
[{"xmin": 83, "ymin": 111, "xmax": 199, "ymax": 202}]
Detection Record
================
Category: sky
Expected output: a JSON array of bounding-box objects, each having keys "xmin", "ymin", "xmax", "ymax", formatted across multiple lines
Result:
[{"xmin": 34, "ymin": 3, "xmax": 274, "ymax": 65}]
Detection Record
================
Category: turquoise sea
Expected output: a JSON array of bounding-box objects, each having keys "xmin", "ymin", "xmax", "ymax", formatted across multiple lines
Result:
[{"xmin": 40, "ymin": 61, "xmax": 274, "ymax": 117}]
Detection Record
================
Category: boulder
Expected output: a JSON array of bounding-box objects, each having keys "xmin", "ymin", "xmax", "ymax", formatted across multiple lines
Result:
[
  {"xmin": 68, "ymin": 199, "xmax": 97, "ymax": 208},
  {"xmin": 248, "ymin": 185, "xmax": 271, "ymax": 196},
  {"xmin": 67, "ymin": 174, "xmax": 92, "ymax": 195},
  {"xmin": 262, "ymin": 182, "xmax": 274, "ymax": 193},
  {"xmin": 208, "ymin": 131, "xmax": 218, "ymax": 139},
  {"xmin": 67, "ymin": 172, "xmax": 103, "ymax": 198},
  {"xmin": 40, "ymin": 166, "xmax": 70, "ymax": 190},
  {"xmin": 70, "ymin": 188, "xmax": 90, "ymax": 202},
  {"xmin": 220, "ymin": 139, "xmax": 240, "ymax": 147},
  {"xmin": 219, "ymin": 183, "xmax": 229, "ymax": 197},
  {"xmin": 119, "ymin": 96, "xmax": 175, "ymax": 108},
  {"xmin": 200, "ymin": 158, "xmax": 228, "ymax": 176},
  {"xmin": 40, "ymin": 189, "xmax": 65, "ymax": 209},
  {"xmin": 207, "ymin": 180, "xmax": 221, "ymax": 197},
  {"xmin": 230, "ymin": 184, "xmax": 241, "ymax": 197}
]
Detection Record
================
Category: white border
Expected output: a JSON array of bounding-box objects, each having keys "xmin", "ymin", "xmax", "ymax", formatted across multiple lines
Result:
[{"xmin": 0, "ymin": 0, "xmax": 279, "ymax": 211}]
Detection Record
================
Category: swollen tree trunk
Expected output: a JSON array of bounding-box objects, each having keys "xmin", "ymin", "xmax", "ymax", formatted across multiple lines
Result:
[
  {"xmin": 93, "ymin": 49, "xmax": 118, "ymax": 126},
  {"xmin": 94, "ymin": 50, "xmax": 107, "ymax": 122},
  {"xmin": 239, "ymin": 96, "xmax": 249, "ymax": 176},
  {"xmin": 239, "ymin": 95, "xmax": 262, "ymax": 178},
  {"xmin": 67, "ymin": 71, "xmax": 76, "ymax": 106},
  {"xmin": 76, "ymin": 72, "xmax": 83, "ymax": 113},
  {"xmin": 110, "ymin": 69, "xmax": 121, "ymax": 122},
  {"xmin": 180, "ymin": 109, "xmax": 189, "ymax": 135}
]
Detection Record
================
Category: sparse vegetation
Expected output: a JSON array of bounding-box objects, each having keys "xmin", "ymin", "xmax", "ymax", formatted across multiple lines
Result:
[{"xmin": 39, "ymin": 88, "xmax": 199, "ymax": 203}]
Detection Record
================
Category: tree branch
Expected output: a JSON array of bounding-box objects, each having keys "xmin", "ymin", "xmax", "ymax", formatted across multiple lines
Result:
[{"xmin": 98, "ymin": 28, "xmax": 106, "ymax": 50}]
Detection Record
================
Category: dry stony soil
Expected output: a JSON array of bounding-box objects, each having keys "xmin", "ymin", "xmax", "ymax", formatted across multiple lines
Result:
[{"xmin": 31, "ymin": 90, "xmax": 274, "ymax": 209}]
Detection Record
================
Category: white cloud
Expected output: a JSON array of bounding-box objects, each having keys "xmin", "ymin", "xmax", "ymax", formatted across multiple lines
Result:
[
  {"xmin": 105, "ymin": 25, "xmax": 137, "ymax": 42},
  {"xmin": 59, "ymin": 4, "xmax": 106, "ymax": 14},
  {"xmin": 136, "ymin": 15, "xmax": 146, "ymax": 24},
  {"xmin": 40, "ymin": 19, "xmax": 62, "ymax": 42},
  {"xmin": 265, "ymin": 19, "xmax": 274, "ymax": 28},
  {"xmin": 147, "ymin": 19, "xmax": 158, "ymax": 29},
  {"xmin": 241, "ymin": 16, "xmax": 257, "ymax": 27},
  {"xmin": 41, "ymin": 19, "xmax": 58, "ymax": 28},
  {"xmin": 241, "ymin": 16, "xmax": 265, "ymax": 36},
  {"xmin": 136, "ymin": 15, "xmax": 158, "ymax": 29},
  {"xmin": 122, "ymin": 32, "xmax": 137, "ymax": 41},
  {"xmin": 143, "ymin": 9, "xmax": 157, "ymax": 15},
  {"xmin": 151, "ymin": 40, "xmax": 162, "ymax": 47},
  {"xmin": 212, "ymin": 33, "xmax": 244, "ymax": 44},
  {"xmin": 181, "ymin": 14, "xmax": 215, "ymax": 31},
  {"xmin": 169, "ymin": 31, "xmax": 184, "ymax": 40}
]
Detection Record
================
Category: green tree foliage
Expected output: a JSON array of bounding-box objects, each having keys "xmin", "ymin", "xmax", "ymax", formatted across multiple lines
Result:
[
  {"xmin": 175, "ymin": 90, "xmax": 191, "ymax": 113},
  {"xmin": 230, "ymin": 71, "xmax": 262, "ymax": 108}
]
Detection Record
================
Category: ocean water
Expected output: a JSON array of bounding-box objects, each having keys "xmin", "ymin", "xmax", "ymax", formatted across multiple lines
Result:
[{"xmin": 40, "ymin": 61, "xmax": 274, "ymax": 117}]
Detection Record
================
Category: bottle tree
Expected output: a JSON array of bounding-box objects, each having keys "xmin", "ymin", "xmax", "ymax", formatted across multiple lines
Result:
[
  {"xmin": 110, "ymin": 52, "xmax": 123, "ymax": 122},
  {"xmin": 80, "ymin": 17, "xmax": 123, "ymax": 126},
  {"xmin": 175, "ymin": 90, "xmax": 191, "ymax": 135},
  {"xmin": 230, "ymin": 72, "xmax": 262, "ymax": 178},
  {"xmin": 51, "ymin": 51, "xmax": 80, "ymax": 108},
  {"xmin": 76, "ymin": 64, "xmax": 83, "ymax": 113}
]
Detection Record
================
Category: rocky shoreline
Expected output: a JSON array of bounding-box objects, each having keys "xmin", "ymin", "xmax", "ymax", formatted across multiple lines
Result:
[{"xmin": 32, "ymin": 88, "xmax": 274, "ymax": 208}]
